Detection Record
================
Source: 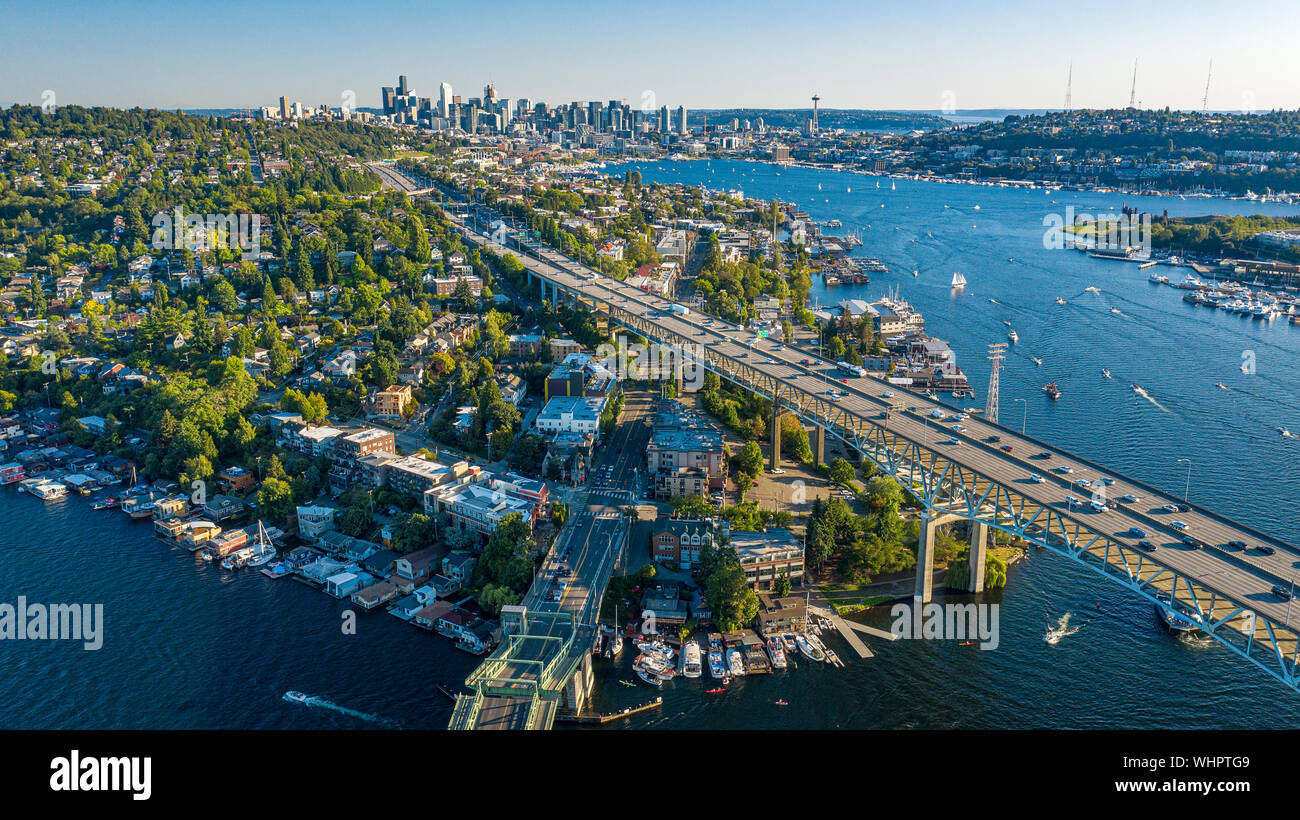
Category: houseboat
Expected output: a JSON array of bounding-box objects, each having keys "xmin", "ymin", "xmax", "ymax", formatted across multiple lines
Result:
[
  {"xmin": 0, "ymin": 463, "xmax": 25, "ymax": 485},
  {"xmin": 681, "ymin": 640, "xmax": 703, "ymax": 678},
  {"xmin": 31, "ymin": 482, "xmax": 68, "ymax": 501}
]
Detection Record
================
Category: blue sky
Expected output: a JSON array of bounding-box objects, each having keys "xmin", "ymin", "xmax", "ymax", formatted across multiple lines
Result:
[{"xmin": 3, "ymin": 0, "xmax": 1297, "ymax": 111}]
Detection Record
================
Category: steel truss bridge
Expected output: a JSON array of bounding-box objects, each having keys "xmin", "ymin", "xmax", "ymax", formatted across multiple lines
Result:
[{"xmin": 442, "ymin": 200, "xmax": 1300, "ymax": 697}]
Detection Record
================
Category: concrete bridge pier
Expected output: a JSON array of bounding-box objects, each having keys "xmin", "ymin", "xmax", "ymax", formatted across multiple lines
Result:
[
  {"xmin": 815, "ymin": 425, "xmax": 827, "ymax": 466},
  {"xmin": 769, "ymin": 407, "xmax": 782, "ymax": 471},
  {"xmin": 915, "ymin": 511, "xmax": 963, "ymax": 604},
  {"xmin": 967, "ymin": 520, "xmax": 989, "ymax": 593},
  {"xmin": 564, "ymin": 649, "xmax": 595, "ymax": 714}
]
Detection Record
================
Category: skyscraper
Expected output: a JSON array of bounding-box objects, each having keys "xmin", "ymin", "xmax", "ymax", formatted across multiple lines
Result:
[
  {"xmin": 279, "ymin": 96, "xmax": 289, "ymax": 120},
  {"xmin": 438, "ymin": 82, "xmax": 452, "ymax": 118},
  {"xmin": 398, "ymin": 75, "xmax": 409, "ymax": 97},
  {"xmin": 658, "ymin": 105, "xmax": 669, "ymax": 132},
  {"xmin": 382, "ymin": 87, "xmax": 395, "ymax": 115},
  {"xmin": 677, "ymin": 105, "xmax": 687, "ymax": 136}
]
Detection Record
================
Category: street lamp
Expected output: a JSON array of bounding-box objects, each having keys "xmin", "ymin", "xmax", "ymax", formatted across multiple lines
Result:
[
  {"xmin": 1176, "ymin": 458, "xmax": 1191, "ymax": 502},
  {"xmin": 1013, "ymin": 398, "xmax": 1027, "ymax": 435}
]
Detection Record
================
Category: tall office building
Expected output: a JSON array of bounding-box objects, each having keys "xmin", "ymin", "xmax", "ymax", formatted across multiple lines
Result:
[
  {"xmin": 438, "ymin": 82, "xmax": 452, "ymax": 118},
  {"xmin": 677, "ymin": 105, "xmax": 687, "ymax": 135},
  {"xmin": 279, "ymin": 96, "xmax": 289, "ymax": 120},
  {"xmin": 382, "ymin": 87, "xmax": 395, "ymax": 115},
  {"xmin": 658, "ymin": 105, "xmax": 669, "ymax": 132},
  {"xmin": 398, "ymin": 75, "xmax": 409, "ymax": 97}
]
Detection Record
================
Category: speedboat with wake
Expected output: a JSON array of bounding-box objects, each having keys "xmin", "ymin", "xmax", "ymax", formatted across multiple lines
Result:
[
  {"xmin": 1044, "ymin": 613, "xmax": 1082, "ymax": 645},
  {"xmin": 284, "ymin": 691, "xmax": 309, "ymax": 704},
  {"xmin": 1102, "ymin": 369, "xmax": 1112, "ymax": 379}
]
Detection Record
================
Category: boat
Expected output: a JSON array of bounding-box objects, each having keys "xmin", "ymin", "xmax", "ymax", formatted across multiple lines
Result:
[
  {"xmin": 681, "ymin": 640, "xmax": 703, "ymax": 678},
  {"xmin": 1102, "ymin": 369, "xmax": 1112, "ymax": 379},
  {"xmin": 1042, "ymin": 382, "xmax": 1061, "ymax": 400},
  {"xmin": 634, "ymin": 665, "xmax": 663, "ymax": 687},
  {"xmin": 1155, "ymin": 594, "xmax": 1202, "ymax": 633},
  {"xmin": 221, "ymin": 547, "xmax": 254, "ymax": 570},
  {"xmin": 1007, "ymin": 330, "xmax": 1019, "ymax": 343},
  {"xmin": 1055, "ymin": 297, "xmax": 1066, "ymax": 305},
  {"xmin": 1003, "ymin": 320, "xmax": 1012, "ymax": 326},
  {"xmin": 1110, "ymin": 307, "xmax": 1122, "ymax": 314},
  {"xmin": 781, "ymin": 633, "xmax": 798, "ymax": 656},
  {"xmin": 1084, "ymin": 286, "xmax": 1101, "ymax": 293},
  {"xmin": 775, "ymin": 699, "xmax": 789, "ymax": 706},
  {"xmin": 766, "ymin": 635, "xmax": 788, "ymax": 670},
  {"xmin": 1031, "ymin": 356, "xmax": 1043, "ymax": 366},
  {"xmin": 1215, "ymin": 382, "xmax": 1228, "ymax": 390},
  {"xmin": 707, "ymin": 648, "xmax": 726, "ymax": 679},
  {"xmin": 283, "ymin": 691, "xmax": 309, "ymax": 704},
  {"xmin": 726, "ymin": 647, "xmax": 746, "ymax": 677},
  {"xmin": 795, "ymin": 633, "xmax": 825, "ymax": 663},
  {"xmin": 246, "ymin": 521, "xmax": 277, "ymax": 567},
  {"xmin": 951, "ymin": 272, "xmax": 967, "ymax": 289}
]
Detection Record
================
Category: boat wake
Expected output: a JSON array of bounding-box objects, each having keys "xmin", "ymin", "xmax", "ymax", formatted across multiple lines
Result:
[
  {"xmin": 283, "ymin": 691, "xmax": 398, "ymax": 727},
  {"xmin": 1130, "ymin": 385, "xmax": 1171, "ymax": 413},
  {"xmin": 1044, "ymin": 612, "xmax": 1083, "ymax": 645}
]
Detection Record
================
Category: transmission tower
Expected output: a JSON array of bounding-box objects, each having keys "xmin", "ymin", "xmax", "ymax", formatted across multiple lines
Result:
[
  {"xmin": 1064, "ymin": 62, "xmax": 1072, "ymax": 111},
  {"xmin": 984, "ymin": 343, "xmax": 1007, "ymax": 424}
]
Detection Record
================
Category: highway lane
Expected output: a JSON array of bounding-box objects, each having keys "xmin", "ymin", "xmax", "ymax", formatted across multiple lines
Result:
[{"xmin": 443, "ymin": 203, "xmax": 1300, "ymax": 630}]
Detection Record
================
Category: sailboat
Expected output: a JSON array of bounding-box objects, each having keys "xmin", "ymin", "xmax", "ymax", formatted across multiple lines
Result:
[
  {"xmin": 247, "ymin": 520, "xmax": 277, "ymax": 567},
  {"xmin": 951, "ymin": 272, "xmax": 967, "ymax": 289},
  {"xmin": 891, "ymin": 180, "xmax": 896, "ymax": 191}
]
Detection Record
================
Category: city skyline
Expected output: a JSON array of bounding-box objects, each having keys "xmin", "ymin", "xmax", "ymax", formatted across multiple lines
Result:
[{"xmin": 3, "ymin": 0, "xmax": 1299, "ymax": 112}]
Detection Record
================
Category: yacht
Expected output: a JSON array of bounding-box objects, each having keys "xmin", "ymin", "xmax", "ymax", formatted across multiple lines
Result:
[
  {"xmin": 283, "ymin": 691, "xmax": 309, "ymax": 704},
  {"xmin": 1042, "ymin": 382, "xmax": 1061, "ymax": 400},
  {"xmin": 707, "ymin": 647, "xmax": 726, "ymax": 679},
  {"xmin": 246, "ymin": 521, "xmax": 277, "ymax": 567},
  {"xmin": 1102, "ymin": 369, "xmax": 1112, "ymax": 379},
  {"xmin": 681, "ymin": 640, "xmax": 703, "ymax": 678},
  {"xmin": 1007, "ymin": 330, "xmax": 1019, "ymax": 343},
  {"xmin": 795, "ymin": 633, "xmax": 825, "ymax": 662},
  {"xmin": 781, "ymin": 633, "xmax": 799, "ymax": 656},
  {"xmin": 1031, "ymin": 356, "xmax": 1043, "ymax": 366},
  {"xmin": 766, "ymin": 636, "xmax": 788, "ymax": 670},
  {"xmin": 1155, "ymin": 594, "xmax": 1202, "ymax": 634},
  {"xmin": 1084, "ymin": 286, "xmax": 1101, "ymax": 293},
  {"xmin": 726, "ymin": 647, "xmax": 746, "ymax": 677}
]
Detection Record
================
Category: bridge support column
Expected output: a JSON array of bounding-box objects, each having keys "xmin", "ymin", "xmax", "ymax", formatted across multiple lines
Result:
[
  {"xmin": 967, "ymin": 520, "xmax": 989, "ymax": 593},
  {"xmin": 815, "ymin": 426, "xmax": 827, "ymax": 466},
  {"xmin": 769, "ymin": 408, "xmax": 781, "ymax": 471},
  {"xmin": 915, "ymin": 512, "xmax": 937, "ymax": 604}
]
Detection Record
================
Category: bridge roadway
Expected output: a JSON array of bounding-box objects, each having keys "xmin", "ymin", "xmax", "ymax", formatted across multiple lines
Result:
[{"xmin": 370, "ymin": 163, "xmax": 1300, "ymax": 691}]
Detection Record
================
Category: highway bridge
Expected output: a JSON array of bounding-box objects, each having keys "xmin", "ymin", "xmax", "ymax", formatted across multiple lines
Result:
[
  {"xmin": 457, "ymin": 206, "xmax": 1300, "ymax": 697},
  {"xmin": 370, "ymin": 164, "xmax": 1300, "ymax": 715}
]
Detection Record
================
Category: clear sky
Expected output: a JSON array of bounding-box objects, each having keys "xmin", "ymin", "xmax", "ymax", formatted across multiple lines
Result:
[{"xmin": 4, "ymin": 0, "xmax": 1297, "ymax": 112}]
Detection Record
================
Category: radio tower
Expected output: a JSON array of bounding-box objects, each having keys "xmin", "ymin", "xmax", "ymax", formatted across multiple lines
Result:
[
  {"xmin": 984, "ymin": 343, "xmax": 1007, "ymax": 424},
  {"xmin": 1128, "ymin": 59, "xmax": 1138, "ymax": 109},
  {"xmin": 1064, "ymin": 62, "xmax": 1072, "ymax": 111},
  {"xmin": 1202, "ymin": 59, "xmax": 1213, "ymax": 112}
]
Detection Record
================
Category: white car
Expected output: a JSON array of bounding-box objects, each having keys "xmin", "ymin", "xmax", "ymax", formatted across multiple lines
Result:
[
  {"xmin": 952, "ymin": 424, "xmax": 967, "ymax": 432},
  {"xmin": 1171, "ymin": 520, "xmax": 1188, "ymax": 530},
  {"xmin": 882, "ymin": 390, "xmax": 893, "ymax": 398},
  {"xmin": 930, "ymin": 409, "xmax": 945, "ymax": 419},
  {"xmin": 955, "ymin": 413, "xmax": 969, "ymax": 421},
  {"xmin": 1029, "ymin": 473, "xmax": 1044, "ymax": 483},
  {"xmin": 1161, "ymin": 503, "xmax": 1179, "ymax": 513},
  {"xmin": 946, "ymin": 437, "xmax": 961, "ymax": 445}
]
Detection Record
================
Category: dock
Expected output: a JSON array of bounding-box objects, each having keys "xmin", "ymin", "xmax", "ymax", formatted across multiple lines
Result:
[
  {"xmin": 809, "ymin": 605, "xmax": 900, "ymax": 659},
  {"xmin": 556, "ymin": 697, "xmax": 663, "ymax": 725}
]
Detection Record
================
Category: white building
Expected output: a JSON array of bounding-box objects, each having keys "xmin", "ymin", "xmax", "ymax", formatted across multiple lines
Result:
[{"xmin": 535, "ymin": 396, "xmax": 606, "ymax": 437}]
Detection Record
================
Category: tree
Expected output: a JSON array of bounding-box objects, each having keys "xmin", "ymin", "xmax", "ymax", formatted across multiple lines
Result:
[
  {"xmin": 775, "ymin": 571, "xmax": 792, "ymax": 596},
  {"xmin": 256, "ymin": 477, "xmax": 295, "ymax": 525},
  {"xmin": 704, "ymin": 547, "xmax": 759, "ymax": 632},
  {"xmin": 731, "ymin": 440, "xmax": 764, "ymax": 488},
  {"xmin": 828, "ymin": 457, "xmax": 856, "ymax": 487}
]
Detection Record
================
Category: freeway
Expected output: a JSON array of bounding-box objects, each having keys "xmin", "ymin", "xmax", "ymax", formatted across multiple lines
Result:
[{"xmin": 440, "ymin": 201, "xmax": 1300, "ymax": 634}]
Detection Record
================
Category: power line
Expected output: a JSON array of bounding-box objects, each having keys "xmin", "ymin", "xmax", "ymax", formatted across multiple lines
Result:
[{"xmin": 984, "ymin": 343, "xmax": 1006, "ymax": 424}]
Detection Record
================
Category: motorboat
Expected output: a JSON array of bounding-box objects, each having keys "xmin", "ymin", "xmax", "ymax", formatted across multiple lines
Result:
[
  {"xmin": 766, "ymin": 636, "xmax": 788, "ymax": 670},
  {"xmin": 1031, "ymin": 356, "xmax": 1043, "ymax": 366},
  {"xmin": 681, "ymin": 640, "xmax": 703, "ymax": 678},
  {"xmin": 1102, "ymin": 369, "xmax": 1112, "ymax": 379},
  {"xmin": 726, "ymin": 648, "xmax": 746, "ymax": 677},
  {"xmin": 1007, "ymin": 330, "xmax": 1019, "ymax": 343},
  {"xmin": 283, "ymin": 691, "xmax": 309, "ymax": 704},
  {"xmin": 1042, "ymin": 382, "xmax": 1061, "ymax": 400},
  {"xmin": 1155, "ymin": 594, "xmax": 1202, "ymax": 633},
  {"xmin": 1055, "ymin": 297, "xmax": 1067, "ymax": 305}
]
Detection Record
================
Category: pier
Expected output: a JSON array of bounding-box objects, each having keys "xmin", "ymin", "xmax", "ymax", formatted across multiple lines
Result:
[
  {"xmin": 555, "ymin": 697, "xmax": 663, "ymax": 725},
  {"xmin": 809, "ymin": 605, "xmax": 881, "ymax": 659}
]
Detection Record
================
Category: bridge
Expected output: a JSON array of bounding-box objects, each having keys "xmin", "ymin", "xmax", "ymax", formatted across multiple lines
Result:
[
  {"xmin": 368, "ymin": 164, "xmax": 1300, "ymax": 710},
  {"xmin": 448, "ymin": 203, "xmax": 1300, "ymax": 697}
]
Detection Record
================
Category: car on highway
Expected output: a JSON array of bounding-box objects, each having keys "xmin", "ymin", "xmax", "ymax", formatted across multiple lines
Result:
[
  {"xmin": 1075, "ymin": 479, "xmax": 1092, "ymax": 488},
  {"xmin": 1257, "ymin": 545, "xmax": 1276, "ymax": 556},
  {"xmin": 952, "ymin": 424, "xmax": 967, "ymax": 432},
  {"xmin": 946, "ymin": 437, "xmax": 961, "ymax": 445},
  {"xmin": 955, "ymin": 412, "xmax": 969, "ymax": 420},
  {"xmin": 1171, "ymin": 520, "xmax": 1188, "ymax": 530},
  {"xmin": 1118, "ymin": 494, "xmax": 1139, "ymax": 504},
  {"xmin": 1029, "ymin": 473, "xmax": 1044, "ymax": 483},
  {"xmin": 1273, "ymin": 585, "xmax": 1293, "ymax": 601},
  {"xmin": 1065, "ymin": 495, "xmax": 1080, "ymax": 506},
  {"xmin": 1127, "ymin": 527, "xmax": 1148, "ymax": 538},
  {"xmin": 1099, "ymin": 477, "xmax": 1115, "ymax": 485},
  {"xmin": 1137, "ymin": 540, "xmax": 1156, "ymax": 552},
  {"xmin": 930, "ymin": 409, "xmax": 945, "ymax": 419},
  {"xmin": 987, "ymin": 435, "xmax": 1001, "ymax": 443},
  {"xmin": 1035, "ymin": 451, "xmax": 1051, "ymax": 459},
  {"xmin": 1000, "ymin": 445, "xmax": 1013, "ymax": 453},
  {"xmin": 1180, "ymin": 535, "xmax": 1201, "ymax": 549},
  {"xmin": 1160, "ymin": 503, "xmax": 1179, "ymax": 513},
  {"xmin": 882, "ymin": 390, "xmax": 894, "ymax": 398},
  {"xmin": 800, "ymin": 358, "xmax": 813, "ymax": 365},
  {"xmin": 1054, "ymin": 465, "xmax": 1073, "ymax": 474},
  {"xmin": 1175, "ymin": 504, "xmax": 1190, "ymax": 513},
  {"xmin": 1225, "ymin": 539, "xmax": 1246, "ymax": 550}
]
